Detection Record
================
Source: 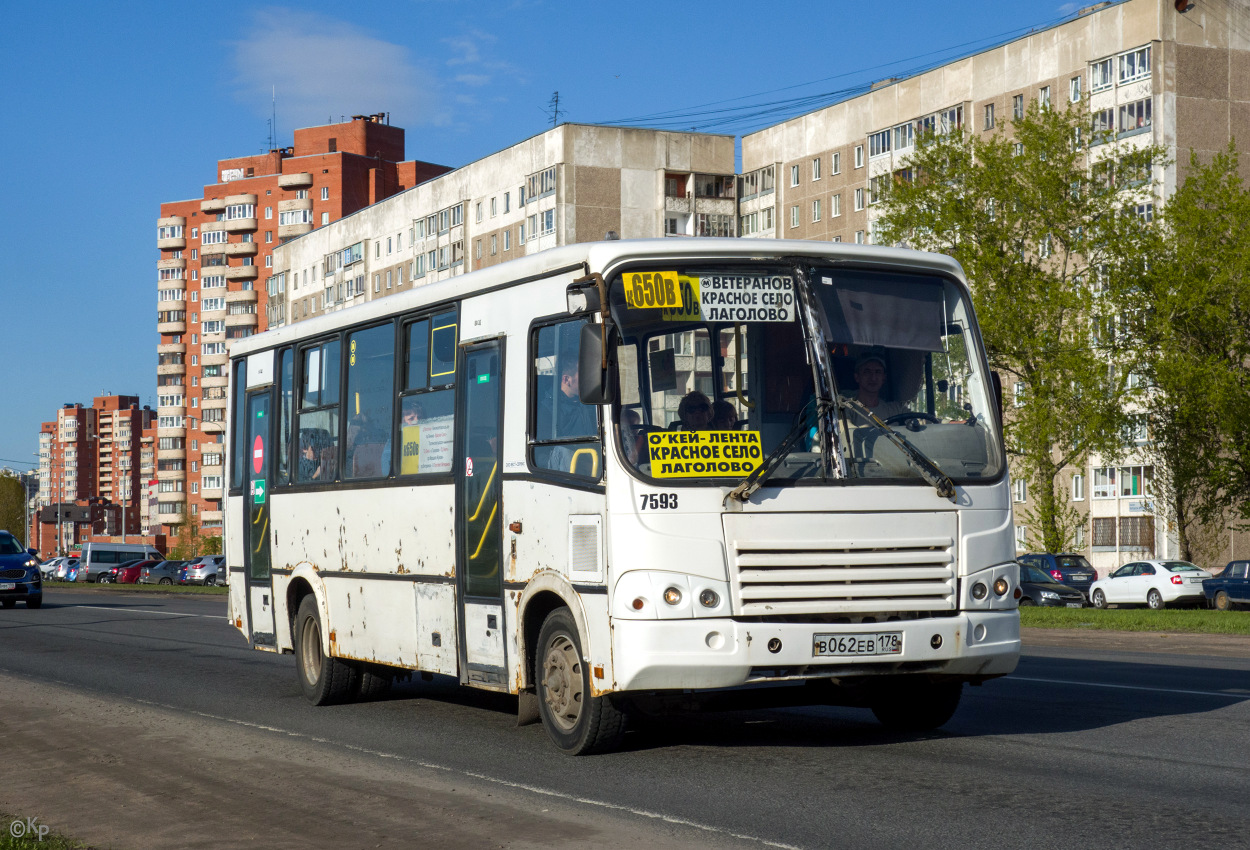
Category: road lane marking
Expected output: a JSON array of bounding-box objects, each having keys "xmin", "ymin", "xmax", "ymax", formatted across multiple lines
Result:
[
  {"xmin": 75, "ymin": 605, "xmax": 221, "ymax": 620},
  {"xmin": 124, "ymin": 697, "xmax": 799, "ymax": 849},
  {"xmin": 1011, "ymin": 675, "xmax": 1245, "ymax": 699}
]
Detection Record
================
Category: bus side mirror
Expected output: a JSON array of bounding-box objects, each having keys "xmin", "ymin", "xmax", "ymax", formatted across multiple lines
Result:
[
  {"xmin": 578, "ymin": 322, "xmax": 616, "ymax": 405},
  {"xmin": 991, "ymin": 371, "xmax": 1003, "ymax": 420}
]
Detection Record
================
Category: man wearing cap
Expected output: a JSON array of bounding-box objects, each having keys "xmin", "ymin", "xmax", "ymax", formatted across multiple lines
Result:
[{"xmin": 844, "ymin": 348, "xmax": 909, "ymax": 424}]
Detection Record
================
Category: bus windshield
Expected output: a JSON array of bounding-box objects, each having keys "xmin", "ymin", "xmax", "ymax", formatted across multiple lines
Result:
[{"xmin": 608, "ymin": 263, "xmax": 1003, "ymax": 488}]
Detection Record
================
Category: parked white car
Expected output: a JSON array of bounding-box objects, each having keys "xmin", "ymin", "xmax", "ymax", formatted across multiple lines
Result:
[{"xmin": 1090, "ymin": 560, "xmax": 1212, "ymax": 610}]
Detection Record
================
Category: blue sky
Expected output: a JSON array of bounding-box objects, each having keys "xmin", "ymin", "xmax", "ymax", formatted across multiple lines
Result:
[{"xmin": 0, "ymin": 0, "xmax": 1084, "ymax": 470}]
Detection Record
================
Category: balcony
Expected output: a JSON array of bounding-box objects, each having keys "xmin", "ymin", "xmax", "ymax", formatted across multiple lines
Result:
[
  {"xmin": 278, "ymin": 222, "xmax": 313, "ymax": 239},
  {"xmin": 278, "ymin": 172, "xmax": 313, "ymax": 189},
  {"xmin": 156, "ymin": 446, "xmax": 186, "ymax": 460},
  {"xmin": 221, "ymin": 217, "xmax": 258, "ymax": 233},
  {"xmin": 201, "ymin": 198, "xmax": 225, "ymax": 213},
  {"xmin": 221, "ymin": 242, "xmax": 258, "ymax": 257},
  {"xmin": 156, "ymin": 490, "xmax": 187, "ymax": 503},
  {"xmin": 157, "ymin": 257, "xmax": 186, "ymax": 271},
  {"xmin": 225, "ymin": 265, "xmax": 258, "ymax": 280},
  {"xmin": 278, "ymin": 198, "xmax": 312, "ymax": 213},
  {"xmin": 225, "ymin": 312, "xmax": 258, "ymax": 328},
  {"xmin": 157, "ymin": 343, "xmax": 186, "ymax": 355},
  {"xmin": 156, "ymin": 362, "xmax": 185, "ymax": 377},
  {"xmin": 156, "ymin": 467, "xmax": 187, "ymax": 482},
  {"xmin": 158, "ymin": 237, "xmax": 186, "ymax": 251},
  {"xmin": 200, "ymin": 374, "xmax": 228, "ymax": 388},
  {"xmin": 200, "ymin": 395, "xmax": 228, "ymax": 410},
  {"xmin": 157, "ymin": 319, "xmax": 186, "ymax": 334},
  {"xmin": 200, "ymin": 510, "xmax": 224, "ymax": 523},
  {"xmin": 201, "ymin": 351, "xmax": 229, "ymax": 367},
  {"xmin": 225, "ymin": 288, "xmax": 258, "ymax": 303},
  {"xmin": 202, "ymin": 486, "xmax": 224, "ymax": 501},
  {"xmin": 200, "ymin": 242, "xmax": 229, "ymax": 256}
]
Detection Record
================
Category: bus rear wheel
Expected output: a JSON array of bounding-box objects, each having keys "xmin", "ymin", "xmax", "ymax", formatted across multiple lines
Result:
[
  {"xmin": 536, "ymin": 608, "xmax": 626, "ymax": 755},
  {"xmin": 294, "ymin": 595, "xmax": 359, "ymax": 705},
  {"xmin": 869, "ymin": 678, "xmax": 963, "ymax": 732}
]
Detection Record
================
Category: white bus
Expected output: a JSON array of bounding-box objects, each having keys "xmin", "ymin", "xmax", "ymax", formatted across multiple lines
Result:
[{"xmin": 225, "ymin": 239, "xmax": 1020, "ymax": 754}]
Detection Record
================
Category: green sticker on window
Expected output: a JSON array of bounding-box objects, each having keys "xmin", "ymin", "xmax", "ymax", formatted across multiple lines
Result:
[{"xmin": 477, "ymin": 374, "xmax": 490, "ymax": 384}]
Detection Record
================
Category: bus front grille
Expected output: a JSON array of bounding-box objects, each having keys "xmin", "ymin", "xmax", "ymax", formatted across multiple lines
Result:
[{"xmin": 724, "ymin": 513, "xmax": 957, "ymax": 617}]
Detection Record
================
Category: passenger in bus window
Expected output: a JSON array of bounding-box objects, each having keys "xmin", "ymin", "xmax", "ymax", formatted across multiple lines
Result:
[
  {"xmin": 621, "ymin": 408, "xmax": 642, "ymax": 464},
  {"xmin": 677, "ymin": 391, "xmax": 714, "ymax": 431},
  {"xmin": 711, "ymin": 399, "xmax": 739, "ymax": 430},
  {"xmin": 299, "ymin": 431, "xmax": 323, "ymax": 481},
  {"xmin": 556, "ymin": 357, "xmax": 596, "ymax": 437}
]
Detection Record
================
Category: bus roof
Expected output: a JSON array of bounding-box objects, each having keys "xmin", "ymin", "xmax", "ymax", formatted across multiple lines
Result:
[{"xmin": 229, "ymin": 238, "xmax": 967, "ymax": 359}]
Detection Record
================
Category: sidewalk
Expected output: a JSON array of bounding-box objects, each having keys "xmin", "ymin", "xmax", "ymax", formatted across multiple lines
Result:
[{"xmin": 1022, "ymin": 627, "xmax": 1250, "ymax": 658}]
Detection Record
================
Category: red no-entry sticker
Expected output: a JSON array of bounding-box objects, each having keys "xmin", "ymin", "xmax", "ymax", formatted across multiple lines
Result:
[{"xmin": 253, "ymin": 435, "xmax": 264, "ymax": 473}]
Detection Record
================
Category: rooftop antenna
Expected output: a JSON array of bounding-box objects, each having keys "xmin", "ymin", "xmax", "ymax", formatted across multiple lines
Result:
[{"xmin": 546, "ymin": 91, "xmax": 563, "ymax": 127}]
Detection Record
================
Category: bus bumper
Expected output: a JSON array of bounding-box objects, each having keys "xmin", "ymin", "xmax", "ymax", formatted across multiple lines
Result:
[{"xmin": 610, "ymin": 610, "xmax": 1019, "ymax": 692}]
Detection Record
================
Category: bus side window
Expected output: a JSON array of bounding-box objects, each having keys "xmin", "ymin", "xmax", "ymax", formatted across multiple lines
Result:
[
  {"xmin": 529, "ymin": 318, "xmax": 600, "ymax": 480},
  {"xmin": 397, "ymin": 311, "xmax": 457, "ymax": 476},
  {"xmin": 297, "ymin": 338, "xmax": 341, "ymax": 483},
  {"xmin": 276, "ymin": 347, "xmax": 293, "ymax": 486}
]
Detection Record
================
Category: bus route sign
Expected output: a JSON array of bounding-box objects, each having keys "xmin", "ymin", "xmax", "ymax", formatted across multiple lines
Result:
[
  {"xmin": 647, "ymin": 430, "xmax": 764, "ymax": 478},
  {"xmin": 659, "ymin": 274, "xmax": 796, "ymax": 324}
]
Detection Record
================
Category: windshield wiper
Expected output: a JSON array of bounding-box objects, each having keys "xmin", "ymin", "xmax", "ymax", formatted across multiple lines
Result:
[
  {"xmin": 725, "ymin": 398, "xmax": 831, "ymax": 505},
  {"xmin": 840, "ymin": 398, "xmax": 957, "ymax": 501}
]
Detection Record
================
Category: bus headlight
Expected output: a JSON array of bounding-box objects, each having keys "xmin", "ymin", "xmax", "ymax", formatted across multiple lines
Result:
[
  {"xmin": 994, "ymin": 577, "xmax": 1010, "ymax": 597},
  {"xmin": 963, "ymin": 563, "xmax": 1019, "ymax": 611},
  {"xmin": 613, "ymin": 571, "xmax": 731, "ymax": 620},
  {"xmin": 971, "ymin": 582, "xmax": 988, "ymax": 601}
]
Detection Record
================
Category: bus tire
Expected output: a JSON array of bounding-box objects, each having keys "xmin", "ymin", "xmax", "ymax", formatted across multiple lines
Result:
[
  {"xmin": 294, "ymin": 595, "xmax": 359, "ymax": 705},
  {"xmin": 870, "ymin": 679, "xmax": 962, "ymax": 732},
  {"xmin": 536, "ymin": 608, "xmax": 626, "ymax": 755},
  {"xmin": 355, "ymin": 664, "xmax": 393, "ymax": 700}
]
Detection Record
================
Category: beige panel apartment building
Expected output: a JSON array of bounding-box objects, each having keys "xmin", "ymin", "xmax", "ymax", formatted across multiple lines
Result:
[
  {"xmin": 740, "ymin": 0, "xmax": 1250, "ymax": 572},
  {"xmin": 266, "ymin": 124, "xmax": 736, "ymax": 327}
]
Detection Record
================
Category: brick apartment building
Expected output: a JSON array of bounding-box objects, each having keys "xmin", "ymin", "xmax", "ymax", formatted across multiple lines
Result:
[
  {"xmin": 155, "ymin": 114, "xmax": 451, "ymax": 537},
  {"xmin": 32, "ymin": 395, "xmax": 156, "ymax": 555}
]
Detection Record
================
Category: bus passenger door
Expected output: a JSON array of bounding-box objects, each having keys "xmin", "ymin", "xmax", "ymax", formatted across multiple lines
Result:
[
  {"xmin": 455, "ymin": 340, "xmax": 507, "ymax": 688},
  {"xmin": 243, "ymin": 388, "xmax": 276, "ymax": 647}
]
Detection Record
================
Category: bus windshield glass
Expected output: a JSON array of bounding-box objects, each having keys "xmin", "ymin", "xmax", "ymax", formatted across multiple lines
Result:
[{"xmin": 608, "ymin": 263, "xmax": 1003, "ymax": 487}]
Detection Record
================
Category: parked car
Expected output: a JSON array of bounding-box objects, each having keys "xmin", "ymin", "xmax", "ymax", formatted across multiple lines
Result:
[
  {"xmin": 55, "ymin": 558, "xmax": 80, "ymax": 581},
  {"xmin": 1203, "ymin": 560, "xmax": 1250, "ymax": 611},
  {"xmin": 1018, "ymin": 553, "xmax": 1098, "ymax": 599},
  {"xmin": 0, "ymin": 530, "xmax": 43, "ymax": 609},
  {"xmin": 98, "ymin": 559, "xmax": 143, "ymax": 584},
  {"xmin": 179, "ymin": 555, "xmax": 227, "ymax": 586},
  {"xmin": 79, "ymin": 542, "xmax": 164, "ymax": 583},
  {"xmin": 1018, "ymin": 564, "xmax": 1086, "ymax": 607},
  {"xmin": 1090, "ymin": 560, "xmax": 1212, "ymax": 609},
  {"xmin": 102, "ymin": 559, "xmax": 158, "ymax": 584},
  {"xmin": 140, "ymin": 560, "xmax": 185, "ymax": 585},
  {"xmin": 40, "ymin": 556, "xmax": 64, "ymax": 581}
]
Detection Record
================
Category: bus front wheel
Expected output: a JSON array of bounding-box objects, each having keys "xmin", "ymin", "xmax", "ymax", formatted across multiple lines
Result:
[
  {"xmin": 294, "ymin": 595, "xmax": 359, "ymax": 705},
  {"xmin": 869, "ymin": 678, "xmax": 962, "ymax": 732},
  {"xmin": 535, "ymin": 608, "xmax": 626, "ymax": 755}
]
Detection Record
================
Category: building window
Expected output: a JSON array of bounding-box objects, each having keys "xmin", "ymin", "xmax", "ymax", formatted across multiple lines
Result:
[
  {"xmin": 321, "ymin": 212, "xmax": 329, "ymax": 225},
  {"xmin": 373, "ymin": 274, "xmax": 380, "ymax": 293},
  {"xmin": 868, "ymin": 175, "xmax": 886, "ymax": 205},
  {"xmin": 265, "ymin": 232, "xmax": 272, "ymax": 243},
  {"xmin": 831, "ymin": 193, "xmax": 841, "ymax": 217},
  {"xmin": 789, "ymin": 205, "xmax": 799, "ymax": 228},
  {"xmin": 321, "ymin": 187, "xmax": 329, "ymax": 201},
  {"xmin": 503, "ymin": 229, "xmax": 510, "ymax": 251},
  {"xmin": 1012, "ymin": 478, "xmax": 1027, "ymax": 503},
  {"xmin": 1015, "ymin": 526, "xmax": 1027, "ymax": 548},
  {"xmin": 1119, "ymin": 98, "xmax": 1152, "ymax": 135},
  {"xmin": 1039, "ymin": 86, "xmax": 1051, "ymax": 110},
  {"xmin": 812, "ymin": 157, "xmax": 822, "ymax": 181},
  {"xmin": 1070, "ymin": 75, "xmax": 1082, "ymax": 103},
  {"xmin": 983, "ymin": 103, "xmax": 995, "ymax": 130},
  {"xmin": 1013, "ymin": 381, "xmax": 1025, "ymax": 407},
  {"xmin": 476, "ymin": 202, "xmax": 482, "ymax": 223},
  {"xmin": 1090, "ymin": 57, "xmax": 1114, "ymax": 92},
  {"xmin": 868, "ymin": 129, "xmax": 891, "ymax": 158},
  {"xmin": 1092, "ymin": 467, "xmax": 1116, "ymax": 499},
  {"xmin": 1012, "ymin": 94, "xmax": 1024, "ymax": 120},
  {"xmin": 790, "ymin": 164, "xmax": 800, "ymax": 187},
  {"xmin": 1074, "ymin": 525, "xmax": 1086, "ymax": 549},
  {"xmin": 490, "ymin": 234, "xmax": 497, "ymax": 255},
  {"xmin": 1072, "ymin": 473, "xmax": 1085, "ymax": 501},
  {"xmin": 854, "ymin": 145, "xmax": 863, "ymax": 168},
  {"xmin": 386, "ymin": 271, "xmax": 393, "ymax": 289},
  {"xmin": 854, "ymin": 230, "xmax": 864, "ymax": 244},
  {"xmin": 1119, "ymin": 46, "xmax": 1150, "ymax": 84},
  {"xmin": 812, "ymin": 199, "xmax": 821, "ymax": 222},
  {"xmin": 854, "ymin": 188, "xmax": 864, "ymax": 211},
  {"xmin": 831, "ymin": 152, "xmax": 841, "ymax": 174}
]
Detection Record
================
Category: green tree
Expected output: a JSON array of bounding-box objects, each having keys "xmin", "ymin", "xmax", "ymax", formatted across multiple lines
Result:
[
  {"xmin": 1138, "ymin": 144, "xmax": 1250, "ymax": 555},
  {"xmin": 874, "ymin": 100, "xmax": 1165, "ymax": 551},
  {"xmin": 0, "ymin": 476, "xmax": 27, "ymax": 547},
  {"xmin": 168, "ymin": 519, "xmax": 223, "ymax": 560}
]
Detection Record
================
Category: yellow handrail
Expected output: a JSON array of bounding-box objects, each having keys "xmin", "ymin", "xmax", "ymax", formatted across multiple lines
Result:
[
  {"xmin": 569, "ymin": 448, "xmax": 599, "ymax": 477},
  {"xmin": 468, "ymin": 461, "xmax": 497, "ymax": 521}
]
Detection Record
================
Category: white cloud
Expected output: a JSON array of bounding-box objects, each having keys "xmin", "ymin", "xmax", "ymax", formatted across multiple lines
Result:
[{"xmin": 230, "ymin": 8, "xmax": 449, "ymax": 135}]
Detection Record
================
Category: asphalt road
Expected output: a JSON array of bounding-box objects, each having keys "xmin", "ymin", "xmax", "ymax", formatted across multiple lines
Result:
[{"xmin": 3, "ymin": 588, "xmax": 1250, "ymax": 850}]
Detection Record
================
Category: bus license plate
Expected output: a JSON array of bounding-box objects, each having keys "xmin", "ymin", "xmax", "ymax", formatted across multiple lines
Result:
[
  {"xmin": 813, "ymin": 632, "xmax": 902, "ymax": 657},
  {"xmin": 0, "ymin": 583, "xmax": 13, "ymax": 591}
]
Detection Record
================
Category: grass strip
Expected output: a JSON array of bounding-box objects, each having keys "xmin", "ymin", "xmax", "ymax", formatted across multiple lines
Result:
[
  {"xmin": 1020, "ymin": 606, "xmax": 1250, "ymax": 635},
  {"xmin": 43, "ymin": 581, "xmax": 227, "ymax": 596},
  {"xmin": 0, "ymin": 813, "xmax": 99, "ymax": 849}
]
